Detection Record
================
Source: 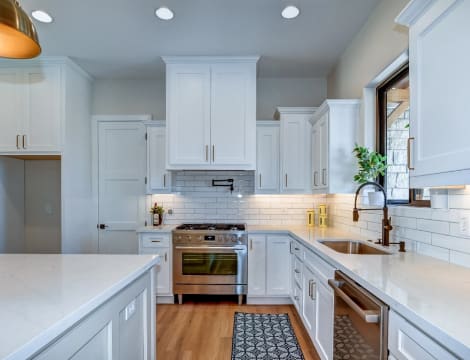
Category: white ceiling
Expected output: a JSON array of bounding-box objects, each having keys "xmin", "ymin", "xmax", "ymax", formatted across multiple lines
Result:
[{"xmin": 20, "ymin": 0, "xmax": 381, "ymax": 79}]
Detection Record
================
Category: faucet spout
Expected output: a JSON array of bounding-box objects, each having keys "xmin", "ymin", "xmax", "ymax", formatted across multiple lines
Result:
[{"xmin": 352, "ymin": 181, "xmax": 393, "ymax": 246}]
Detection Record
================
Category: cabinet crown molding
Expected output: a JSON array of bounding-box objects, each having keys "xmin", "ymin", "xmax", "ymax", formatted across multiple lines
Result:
[
  {"xmin": 276, "ymin": 107, "xmax": 318, "ymax": 116},
  {"xmin": 162, "ymin": 56, "xmax": 260, "ymax": 64},
  {"xmin": 0, "ymin": 56, "xmax": 93, "ymax": 81},
  {"xmin": 396, "ymin": 0, "xmax": 435, "ymax": 26},
  {"xmin": 310, "ymin": 99, "xmax": 361, "ymax": 123}
]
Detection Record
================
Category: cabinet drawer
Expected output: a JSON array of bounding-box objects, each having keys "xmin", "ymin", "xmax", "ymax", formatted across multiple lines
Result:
[
  {"xmin": 389, "ymin": 311, "xmax": 457, "ymax": 360},
  {"xmin": 140, "ymin": 233, "xmax": 170, "ymax": 248},
  {"xmin": 292, "ymin": 282, "xmax": 302, "ymax": 312},
  {"xmin": 291, "ymin": 239, "xmax": 304, "ymax": 259},
  {"xmin": 293, "ymin": 256, "xmax": 303, "ymax": 287},
  {"xmin": 304, "ymin": 248, "xmax": 335, "ymax": 284}
]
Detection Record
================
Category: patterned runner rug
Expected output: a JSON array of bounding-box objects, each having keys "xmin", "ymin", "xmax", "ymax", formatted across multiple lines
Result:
[{"xmin": 231, "ymin": 312, "xmax": 305, "ymax": 359}]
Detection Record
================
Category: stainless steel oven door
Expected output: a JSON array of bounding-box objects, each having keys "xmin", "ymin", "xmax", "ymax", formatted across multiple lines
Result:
[
  {"xmin": 173, "ymin": 246, "xmax": 247, "ymax": 285},
  {"xmin": 329, "ymin": 272, "xmax": 388, "ymax": 360}
]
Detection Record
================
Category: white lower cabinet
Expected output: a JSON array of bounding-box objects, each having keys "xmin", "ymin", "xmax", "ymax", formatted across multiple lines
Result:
[
  {"xmin": 301, "ymin": 264, "xmax": 317, "ymax": 338},
  {"xmin": 247, "ymin": 234, "xmax": 290, "ymax": 301},
  {"xmin": 34, "ymin": 271, "xmax": 154, "ymax": 360},
  {"xmin": 314, "ymin": 281, "xmax": 334, "ymax": 360},
  {"xmin": 266, "ymin": 236, "xmax": 291, "ymax": 295},
  {"xmin": 138, "ymin": 232, "xmax": 172, "ymax": 302},
  {"xmin": 388, "ymin": 310, "xmax": 458, "ymax": 360}
]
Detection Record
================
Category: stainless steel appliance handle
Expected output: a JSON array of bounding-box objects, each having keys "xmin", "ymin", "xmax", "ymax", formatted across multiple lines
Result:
[
  {"xmin": 175, "ymin": 246, "xmax": 246, "ymax": 251},
  {"xmin": 328, "ymin": 279, "xmax": 380, "ymax": 323}
]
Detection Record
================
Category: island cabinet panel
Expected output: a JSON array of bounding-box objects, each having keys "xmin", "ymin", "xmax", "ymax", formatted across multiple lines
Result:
[{"xmin": 33, "ymin": 271, "xmax": 155, "ymax": 360}]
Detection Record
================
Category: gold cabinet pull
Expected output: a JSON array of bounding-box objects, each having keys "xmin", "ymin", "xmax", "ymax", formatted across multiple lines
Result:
[{"xmin": 407, "ymin": 137, "xmax": 415, "ymax": 170}]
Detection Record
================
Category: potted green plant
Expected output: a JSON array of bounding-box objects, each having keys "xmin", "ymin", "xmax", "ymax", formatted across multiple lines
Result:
[
  {"xmin": 150, "ymin": 202, "xmax": 165, "ymax": 226},
  {"xmin": 353, "ymin": 144, "xmax": 388, "ymax": 205}
]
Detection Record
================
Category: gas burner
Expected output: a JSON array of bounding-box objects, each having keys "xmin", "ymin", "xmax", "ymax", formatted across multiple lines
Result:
[{"xmin": 175, "ymin": 223, "xmax": 246, "ymax": 231}]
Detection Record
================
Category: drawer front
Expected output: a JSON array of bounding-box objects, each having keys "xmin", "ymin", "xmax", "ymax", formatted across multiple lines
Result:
[
  {"xmin": 389, "ymin": 311, "xmax": 458, "ymax": 360},
  {"xmin": 293, "ymin": 256, "xmax": 303, "ymax": 287},
  {"xmin": 292, "ymin": 283, "xmax": 302, "ymax": 312},
  {"xmin": 304, "ymin": 247, "xmax": 335, "ymax": 284},
  {"xmin": 140, "ymin": 233, "xmax": 170, "ymax": 249},
  {"xmin": 291, "ymin": 240, "xmax": 303, "ymax": 259}
]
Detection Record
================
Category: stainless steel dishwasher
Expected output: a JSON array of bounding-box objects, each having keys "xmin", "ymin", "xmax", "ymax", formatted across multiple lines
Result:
[{"xmin": 328, "ymin": 271, "xmax": 388, "ymax": 359}]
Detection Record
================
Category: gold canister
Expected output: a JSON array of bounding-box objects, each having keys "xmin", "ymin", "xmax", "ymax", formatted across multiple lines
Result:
[
  {"xmin": 319, "ymin": 215, "xmax": 328, "ymax": 228},
  {"xmin": 319, "ymin": 204, "xmax": 327, "ymax": 216},
  {"xmin": 307, "ymin": 209, "xmax": 315, "ymax": 227}
]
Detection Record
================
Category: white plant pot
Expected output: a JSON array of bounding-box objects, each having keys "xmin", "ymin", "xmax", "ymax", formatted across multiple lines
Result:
[{"xmin": 368, "ymin": 191, "xmax": 385, "ymax": 206}]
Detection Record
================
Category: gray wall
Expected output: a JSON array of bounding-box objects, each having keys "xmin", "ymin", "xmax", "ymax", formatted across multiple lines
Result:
[
  {"xmin": 327, "ymin": 0, "xmax": 409, "ymax": 98},
  {"xmin": 92, "ymin": 77, "xmax": 327, "ymax": 120}
]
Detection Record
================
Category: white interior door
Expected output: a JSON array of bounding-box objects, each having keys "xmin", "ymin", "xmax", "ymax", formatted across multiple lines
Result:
[{"xmin": 98, "ymin": 122, "xmax": 146, "ymax": 254}]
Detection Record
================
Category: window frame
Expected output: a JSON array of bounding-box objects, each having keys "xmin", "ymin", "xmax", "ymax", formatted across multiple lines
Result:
[{"xmin": 376, "ymin": 64, "xmax": 430, "ymax": 207}]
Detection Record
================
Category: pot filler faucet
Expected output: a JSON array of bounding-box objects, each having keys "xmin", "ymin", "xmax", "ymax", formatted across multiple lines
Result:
[{"xmin": 353, "ymin": 181, "xmax": 405, "ymax": 252}]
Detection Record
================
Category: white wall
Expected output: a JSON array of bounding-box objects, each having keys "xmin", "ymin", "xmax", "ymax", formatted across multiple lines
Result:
[
  {"xmin": 92, "ymin": 77, "xmax": 327, "ymax": 120},
  {"xmin": 0, "ymin": 157, "xmax": 25, "ymax": 253},
  {"xmin": 327, "ymin": 0, "xmax": 409, "ymax": 98},
  {"xmin": 24, "ymin": 160, "xmax": 61, "ymax": 253}
]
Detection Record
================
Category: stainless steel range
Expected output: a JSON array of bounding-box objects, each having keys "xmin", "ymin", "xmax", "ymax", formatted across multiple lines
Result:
[{"xmin": 172, "ymin": 223, "xmax": 248, "ymax": 304}]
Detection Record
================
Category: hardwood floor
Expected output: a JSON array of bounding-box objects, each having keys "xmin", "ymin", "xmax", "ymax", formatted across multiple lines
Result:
[{"xmin": 156, "ymin": 297, "xmax": 320, "ymax": 360}]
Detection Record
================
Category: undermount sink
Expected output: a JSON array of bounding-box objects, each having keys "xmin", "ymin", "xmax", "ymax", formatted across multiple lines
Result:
[{"xmin": 319, "ymin": 240, "xmax": 392, "ymax": 255}]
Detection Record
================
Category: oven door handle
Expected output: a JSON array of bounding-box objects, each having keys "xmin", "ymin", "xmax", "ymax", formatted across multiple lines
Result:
[
  {"xmin": 174, "ymin": 246, "xmax": 246, "ymax": 251},
  {"xmin": 328, "ymin": 279, "xmax": 380, "ymax": 323}
]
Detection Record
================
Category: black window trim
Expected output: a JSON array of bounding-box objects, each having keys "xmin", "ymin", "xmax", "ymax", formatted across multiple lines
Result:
[{"xmin": 376, "ymin": 63, "xmax": 430, "ymax": 207}]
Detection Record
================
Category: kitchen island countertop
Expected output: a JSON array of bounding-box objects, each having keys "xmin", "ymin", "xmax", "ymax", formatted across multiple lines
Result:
[{"xmin": 0, "ymin": 254, "xmax": 158, "ymax": 360}]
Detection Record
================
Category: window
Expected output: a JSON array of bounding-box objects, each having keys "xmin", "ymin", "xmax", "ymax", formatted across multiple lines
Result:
[{"xmin": 377, "ymin": 65, "xmax": 430, "ymax": 206}]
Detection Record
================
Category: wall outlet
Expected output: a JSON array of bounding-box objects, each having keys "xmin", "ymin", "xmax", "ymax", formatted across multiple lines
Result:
[{"xmin": 459, "ymin": 214, "xmax": 470, "ymax": 236}]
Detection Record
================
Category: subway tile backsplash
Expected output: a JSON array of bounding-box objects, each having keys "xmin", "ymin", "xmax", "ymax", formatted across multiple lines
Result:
[
  {"xmin": 150, "ymin": 171, "xmax": 470, "ymax": 268},
  {"xmin": 328, "ymin": 188, "xmax": 470, "ymax": 268},
  {"xmin": 151, "ymin": 171, "xmax": 326, "ymax": 226}
]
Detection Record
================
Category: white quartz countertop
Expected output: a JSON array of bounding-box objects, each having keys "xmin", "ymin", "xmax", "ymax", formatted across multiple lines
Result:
[
  {"xmin": 0, "ymin": 254, "xmax": 159, "ymax": 360},
  {"xmin": 248, "ymin": 225, "xmax": 470, "ymax": 358},
  {"xmin": 136, "ymin": 225, "xmax": 177, "ymax": 233}
]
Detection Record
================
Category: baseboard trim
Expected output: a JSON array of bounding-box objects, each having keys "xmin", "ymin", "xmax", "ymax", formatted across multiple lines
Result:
[
  {"xmin": 156, "ymin": 295, "xmax": 175, "ymax": 304},
  {"xmin": 247, "ymin": 296, "xmax": 292, "ymax": 305}
]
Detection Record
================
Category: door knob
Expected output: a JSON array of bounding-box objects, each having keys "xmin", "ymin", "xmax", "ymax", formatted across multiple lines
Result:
[{"xmin": 98, "ymin": 224, "xmax": 108, "ymax": 230}]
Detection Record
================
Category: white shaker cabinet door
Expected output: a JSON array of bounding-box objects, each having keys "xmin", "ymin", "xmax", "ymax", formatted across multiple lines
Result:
[
  {"xmin": 0, "ymin": 68, "xmax": 22, "ymax": 152},
  {"xmin": 248, "ymin": 235, "xmax": 267, "ymax": 296},
  {"xmin": 256, "ymin": 123, "xmax": 280, "ymax": 193},
  {"xmin": 166, "ymin": 63, "xmax": 211, "ymax": 168},
  {"xmin": 301, "ymin": 264, "xmax": 317, "ymax": 339},
  {"xmin": 210, "ymin": 63, "xmax": 256, "ymax": 168},
  {"xmin": 315, "ymin": 281, "xmax": 334, "ymax": 360},
  {"xmin": 266, "ymin": 236, "xmax": 290, "ymax": 296},
  {"xmin": 311, "ymin": 122, "xmax": 321, "ymax": 190},
  {"xmin": 147, "ymin": 125, "xmax": 170, "ymax": 193},
  {"xmin": 22, "ymin": 66, "xmax": 62, "ymax": 152},
  {"xmin": 404, "ymin": 0, "xmax": 470, "ymax": 186}
]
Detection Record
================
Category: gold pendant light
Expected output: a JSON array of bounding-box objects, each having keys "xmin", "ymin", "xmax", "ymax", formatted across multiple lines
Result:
[{"xmin": 0, "ymin": 0, "xmax": 41, "ymax": 59}]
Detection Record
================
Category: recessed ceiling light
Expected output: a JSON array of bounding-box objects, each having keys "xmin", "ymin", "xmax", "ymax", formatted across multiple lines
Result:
[
  {"xmin": 31, "ymin": 10, "xmax": 54, "ymax": 24},
  {"xmin": 155, "ymin": 7, "xmax": 174, "ymax": 20},
  {"xmin": 281, "ymin": 5, "xmax": 300, "ymax": 20}
]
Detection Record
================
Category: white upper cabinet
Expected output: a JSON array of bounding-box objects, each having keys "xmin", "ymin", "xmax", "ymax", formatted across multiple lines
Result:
[
  {"xmin": 146, "ymin": 122, "xmax": 171, "ymax": 193},
  {"xmin": 0, "ymin": 64, "xmax": 62, "ymax": 153},
  {"xmin": 256, "ymin": 121, "xmax": 280, "ymax": 193},
  {"xmin": 166, "ymin": 63, "xmax": 211, "ymax": 167},
  {"xmin": 278, "ymin": 107, "xmax": 316, "ymax": 193},
  {"xmin": 310, "ymin": 100, "xmax": 360, "ymax": 194},
  {"xmin": 164, "ymin": 57, "xmax": 259, "ymax": 170},
  {"xmin": 396, "ymin": 0, "xmax": 470, "ymax": 188}
]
